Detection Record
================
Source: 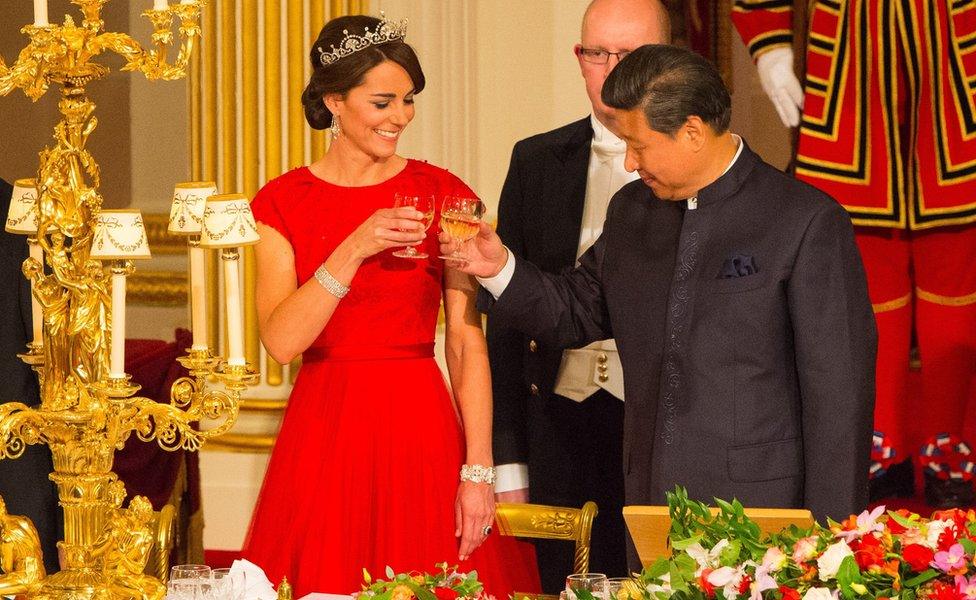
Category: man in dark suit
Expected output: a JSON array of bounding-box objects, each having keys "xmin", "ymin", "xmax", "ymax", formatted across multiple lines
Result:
[
  {"xmin": 490, "ymin": 0, "xmax": 670, "ymax": 589},
  {"xmin": 447, "ymin": 45, "xmax": 876, "ymax": 564},
  {"xmin": 0, "ymin": 178, "xmax": 62, "ymax": 573}
]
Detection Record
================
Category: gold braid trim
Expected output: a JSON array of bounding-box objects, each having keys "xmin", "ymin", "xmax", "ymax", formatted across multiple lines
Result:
[
  {"xmin": 916, "ymin": 287, "xmax": 976, "ymax": 307},
  {"xmin": 872, "ymin": 292, "xmax": 912, "ymax": 314}
]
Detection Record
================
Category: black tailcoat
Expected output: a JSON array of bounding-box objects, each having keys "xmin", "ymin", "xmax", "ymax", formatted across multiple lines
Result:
[{"xmin": 489, "ymin": 117, "xmax": 628, "ymax": 588}]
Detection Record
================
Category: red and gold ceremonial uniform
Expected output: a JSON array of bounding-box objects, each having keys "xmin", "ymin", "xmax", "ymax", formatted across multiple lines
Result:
[{"xmin": 733, "ymin": 0, "xmax": 976, "ymax": 470}]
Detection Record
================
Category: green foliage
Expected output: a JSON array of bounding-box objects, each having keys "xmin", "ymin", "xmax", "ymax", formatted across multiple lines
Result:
[{"xmin": 358, "ymin": 563, "xmax": 484, "ymax": 600}]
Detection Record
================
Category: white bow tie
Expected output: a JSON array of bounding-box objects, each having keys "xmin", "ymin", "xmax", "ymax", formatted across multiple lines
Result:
[{"xmin": 591, "ymin": 137, "xmax": 627, "ymax": 159}]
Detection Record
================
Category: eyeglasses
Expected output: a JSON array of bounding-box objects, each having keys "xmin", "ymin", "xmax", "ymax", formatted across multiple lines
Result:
[{"xmin": 576, "ymin": 47, "xmax": 631, "ymax": 65}]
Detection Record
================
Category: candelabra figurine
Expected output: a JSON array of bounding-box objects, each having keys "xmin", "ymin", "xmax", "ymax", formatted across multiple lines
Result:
[{"xmin": 0, "ymin": 2, "xmax": 259, "ymax": 600}]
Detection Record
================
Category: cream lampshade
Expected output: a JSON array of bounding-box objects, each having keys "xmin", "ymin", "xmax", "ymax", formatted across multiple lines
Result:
[
  {"xmin": 168, "ymin": 181, "xmax": 217, "ymax": 234},
  {"xmin": 200, "ymin": 193, "xmax": 260, "ymax": 367},
  {"xmin": 5, "ymin": 179, "xmax": 39, "ymax": 235},
  {"xmin": 91, "ymin": 209, "xmax": 151, "ymax": 379},
  {"xmin": 6, "ymin": 179, "xmax": 43, "ymax": 346},
  {"xmin": 199, "ymin": 193, "xmax": 260, "ymax": 248},
  {"xmin": 90, "ymin": 209, "xmax": 151, "ymax": 260}
]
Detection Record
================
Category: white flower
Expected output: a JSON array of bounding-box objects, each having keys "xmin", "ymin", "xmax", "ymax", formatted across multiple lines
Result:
[
  {"xmin": 645, "ymin": 573, "xmax": 672, "ymax": 596},
  {"xmin": 925, "ymin": 520, "xmax": 953, "ymax": 549},
  {"xmin": 817, "ymin": 541, "xmax": 854, "ymax": 581},
  {"xmin": 687, "ymin": 540, "xmax": 730, "ymax": 576},
  {"xmin": 802, "ymin": 588, "xmax": 834, "ymax": 600},
  {"xmin": 707, "ymin": 566, "xmax": 746, "ymax": 598}
]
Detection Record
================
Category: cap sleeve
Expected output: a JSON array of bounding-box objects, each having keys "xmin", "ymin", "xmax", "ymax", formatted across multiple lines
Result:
[
  {"xmin": 440, "ymin": 169, "xmax": 477, "ymax": 200},
  {"xmin": 250, "ymin": 179, "xmax": 292, "ymax": 245}
]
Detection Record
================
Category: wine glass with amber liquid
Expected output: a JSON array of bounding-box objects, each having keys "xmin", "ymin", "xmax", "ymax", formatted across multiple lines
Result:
[
  {"xmin": 392, "ymin": 193, "xmax": 435, "ymax": 259},
  {"xmin": 438, "ymin": 195, "xmax": 485, "ymax": 261}
]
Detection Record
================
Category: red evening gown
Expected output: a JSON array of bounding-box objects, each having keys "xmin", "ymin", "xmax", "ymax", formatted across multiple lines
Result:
[{"xmin": 243, "ymin": 160, "xmax": 541, "ymax": 598}]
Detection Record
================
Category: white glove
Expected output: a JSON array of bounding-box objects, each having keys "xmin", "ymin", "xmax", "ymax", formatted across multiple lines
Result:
[{"xmin": 755, "ymin": 47, "xmax": 804, "ymax": 128}]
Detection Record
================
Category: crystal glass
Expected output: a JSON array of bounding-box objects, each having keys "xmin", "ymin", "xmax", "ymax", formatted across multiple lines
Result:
[
  {"xmin": 212, "ymin": 567, "xmax": 247, "ymax": 600},
  {"xmin": 566, "ymin": 573, "xmax": 609, "ymax": 600},
  {"xmin": 169, "ymin": 564, "xmax": 212, "ymax": 600},
  {"xmin": 392, "ymin": 193, "xmax": 435, "ymax": 259},
  {"xmin": 607, "ymin": 577, "xmax": 636, "ymax": 600},
  {"xmin": 438, "ymin": 195, "xmax": 485, "ymax": 261}
]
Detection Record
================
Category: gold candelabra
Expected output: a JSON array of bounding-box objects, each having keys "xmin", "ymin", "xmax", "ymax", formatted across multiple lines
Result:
[{"xmin": 0, "ymin": 2, "xmax": 258, "ymax": 599}]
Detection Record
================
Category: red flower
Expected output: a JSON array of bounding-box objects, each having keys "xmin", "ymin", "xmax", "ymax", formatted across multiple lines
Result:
[
  {"xmin": 433, "ymin": 587, "xmax": 459, "ymax": 600},
  {"xmin": 930, "ymin": 581, "xmax": 964, "ymax": 600},
  {"xmin": 938, "ymin": 526, "xmax": 960, "ymax": 552},
  {"xmin": 699, "ymin": 568, "xmax": 717, "ymax": 598},
  {"xmin": 852, "ymin": 534, "xmax": 885, "ymax": 569},
  {"xmin": 886, "ymin": 510, "xmax": 912, "ymax": 535},
  {"xmin": 902, "ymin": 544, "xmax": 935, "ymax": 572},
  {"xmin": 779, "ymin": 586, "xmax": 800, "ymax": 600},
  {"xmin": 738, "ymin": 575, "xmax": 752, "ymax": 596},
  {"xmin": 932, "ymin": 509, "xmax": 969, "ymax": 530}
]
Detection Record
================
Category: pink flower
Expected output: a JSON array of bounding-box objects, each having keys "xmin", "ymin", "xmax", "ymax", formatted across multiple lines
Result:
[
  {"xmin": 761, "ymin": 547, "xmax": 788, "ymax": 573},
  {"xmin": 932, "ymin": 543, "xmax": 969, "ymax": 575},
  {"xmin": 956, "ymin": 574, "xmax": 976, "ymax": 600},
  {"xmin": 749, "ymin": 566, "xmax": 777, "ymax": 600},
  {"xmin": 793, "ymin": 536, "xmax": 820, "ymax": 564},
  {"xmin": 835, "ymin": 505, "xmax": 886, "ymax": 542}
]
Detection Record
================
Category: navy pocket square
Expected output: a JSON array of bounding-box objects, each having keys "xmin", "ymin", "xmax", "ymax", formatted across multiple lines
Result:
[{"xmin": 719, "ymin": 254, "xmax": 759, "ymax": 279}]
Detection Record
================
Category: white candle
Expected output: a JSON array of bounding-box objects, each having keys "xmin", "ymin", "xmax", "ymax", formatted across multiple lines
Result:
[
  {"xmin": 181, "ymin": 0, "xmax": 195, "ymax": 3},
  {"xmin": 223, "ymin": 251, "xmax": 245, "ymax": 366},
  {"xmin": 27, "ymin": 240, "xmax": 43, "ymax": 345},
  {"xmin": 33, "ymin": 0, "xmax": 49, "ymax": 26},
  {"xmin": 110, "ymin": 269, "xmax": 127, "ymax": 378},
  {"xmin": 189, "ymin": 244, "xmax": 208, "ymax": 351},
  {"xmin": 154, "ymin": 0, "xmax": 169, "ymax": 10}
]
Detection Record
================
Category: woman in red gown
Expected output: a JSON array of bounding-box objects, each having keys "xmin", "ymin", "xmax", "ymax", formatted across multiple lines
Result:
[{"xmin": 243, "ymin": 15, "xmax": 540, "ymax": 598}]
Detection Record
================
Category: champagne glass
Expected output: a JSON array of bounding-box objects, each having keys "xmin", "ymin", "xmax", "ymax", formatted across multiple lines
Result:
[
  {"xmin": 566, "ymin": 573, "xmax": 609, "ymax": 600},
  {"xmin": 438, "ymin": 195, "xmax": 485, "ymax": 261},
  {"xmin": 392, "ymin": 193, "xmax": 435, "ymax": 259}
]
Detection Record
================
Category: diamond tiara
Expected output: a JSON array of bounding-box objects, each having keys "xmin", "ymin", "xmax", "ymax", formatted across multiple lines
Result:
[{"xmin": 317, "ymin": 13, "xmax": 408, "ymax": 67}]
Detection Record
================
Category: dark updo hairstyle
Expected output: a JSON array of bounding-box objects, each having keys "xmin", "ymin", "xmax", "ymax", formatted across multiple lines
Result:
[{"xmin": 302, "ymin": 15, "xmax": 426, "ymax": 130}]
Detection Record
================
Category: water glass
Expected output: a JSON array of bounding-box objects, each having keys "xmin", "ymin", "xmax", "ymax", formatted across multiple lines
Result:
[
  {"xmin": 212, "ymin": 567, "xmax": 247, "ymax": 600},
  {"xmin": 566, "ymin": 573, "xmax": 609, "ymax": 600},
  {"xmin": 607, "ymin": 577, "xmax": 636, "ymax": 600},
  {"xmin": 168, "ymin": 564, "xmax": 212, "ymax": 600}
]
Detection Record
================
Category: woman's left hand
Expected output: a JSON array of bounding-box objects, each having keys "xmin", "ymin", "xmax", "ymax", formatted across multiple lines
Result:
[{"xmin": 455, "ymin": 480, "xmax": 495, "ymax": 561}]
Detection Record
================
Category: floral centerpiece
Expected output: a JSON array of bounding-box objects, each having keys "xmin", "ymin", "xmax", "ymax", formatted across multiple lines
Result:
[
  {"xmin": 357, "ymin": 563, "xmax": 488, "ymax": 600},
  {"xmin": 637, "ymin": 487, "xmax": 976, "ymax": 600}
]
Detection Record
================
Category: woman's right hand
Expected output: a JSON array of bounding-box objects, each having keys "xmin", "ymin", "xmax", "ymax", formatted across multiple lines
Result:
[{"xmin": 342, "ymin": 207, "xmax": 426, "ymax": 260}]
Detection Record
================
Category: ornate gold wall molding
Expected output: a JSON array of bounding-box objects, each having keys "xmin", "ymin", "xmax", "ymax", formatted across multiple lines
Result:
[
  {"xmin": 129, "ymin": 271, "xmax": 190, "ymax": 307},
  {"xmin": 143, "ymin": 213, "xmax": 188, "ymax": 255}
]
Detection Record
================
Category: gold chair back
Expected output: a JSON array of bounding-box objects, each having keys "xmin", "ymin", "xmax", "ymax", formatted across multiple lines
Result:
[
  {"xmin": 495, "ymin": 500, "xmax": 599, "ymax": 600},
  {"xmin": 146, "ymin": 504, "xmax": 177, "ymax": 583}
]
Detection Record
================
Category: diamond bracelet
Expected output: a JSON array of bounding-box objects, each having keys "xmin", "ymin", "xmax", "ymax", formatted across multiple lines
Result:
[
  {"xmin": 460, "ymin": 464, "xmax": 496, "ymax": 485},
  {"xmin": 314, "ymin": 264, "xmax": 349, "ymax": 299}
]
